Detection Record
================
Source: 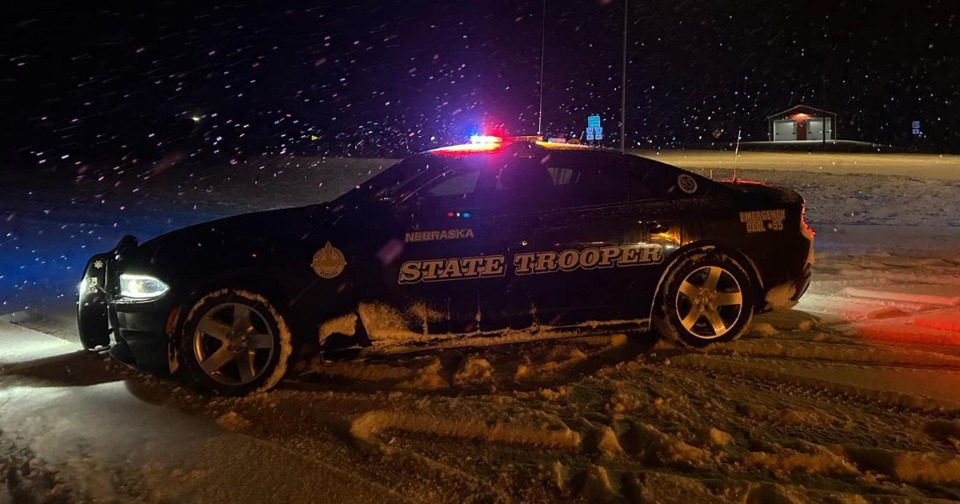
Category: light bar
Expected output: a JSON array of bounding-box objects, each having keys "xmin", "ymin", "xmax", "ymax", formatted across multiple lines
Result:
[
  {"xmin": 469, "ymin": 135, "xmax": 502, "ymax": 145},
  {"xmin": 429, "ymin": 143, "xmax": 504, "ymax": 157}
]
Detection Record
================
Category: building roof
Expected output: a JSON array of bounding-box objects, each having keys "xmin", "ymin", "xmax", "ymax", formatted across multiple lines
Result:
[{"xmin": 767, "ymin": 104, "xmax": 838, "ymax": 119}]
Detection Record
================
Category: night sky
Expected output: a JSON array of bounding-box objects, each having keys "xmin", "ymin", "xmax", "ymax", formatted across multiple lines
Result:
[{"xmin": 1, "ymin": 0, "xmax": 957, "ymax": 174}]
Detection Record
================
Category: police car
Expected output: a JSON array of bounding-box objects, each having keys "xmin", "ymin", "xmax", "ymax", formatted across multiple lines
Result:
[{"xmin": 77, "ymin": 137, "xmax": 814, "ymax": 395}]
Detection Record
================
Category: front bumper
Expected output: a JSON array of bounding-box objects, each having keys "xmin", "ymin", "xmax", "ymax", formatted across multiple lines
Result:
[
  {"xmin": 77, "ymin": 236, "xmax": 175, "ymax": 374},
  {"xmin": 109, "ymin": 300, "xmax": 174, "ymax": 374}
]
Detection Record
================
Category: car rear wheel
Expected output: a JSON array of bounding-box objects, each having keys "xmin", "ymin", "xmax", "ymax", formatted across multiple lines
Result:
[
  {"xmin": 178, "ymin": 289, "xmax": 292, "ymax": 395},
  {"xmin": 654, "ymin": 253, "xmax": 753, "ymax": 348}
]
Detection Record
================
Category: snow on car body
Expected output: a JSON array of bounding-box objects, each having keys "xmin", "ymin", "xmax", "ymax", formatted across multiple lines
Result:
[{"xmin": 77, "ymin": 139, "xmax": 814, "ymax": 394}]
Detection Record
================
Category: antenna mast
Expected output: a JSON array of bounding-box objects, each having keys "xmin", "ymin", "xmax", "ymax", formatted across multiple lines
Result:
[
  {"xmin": 537, "ymin": 0, "xmax": 546, "ymax": 135},
  {"xmin": 620, "ymin": 0, "xmax": 628, "ymax": 151},
  {"xmin": 733, "ymin": 128, "xmax": 742, "ymax": 181}
]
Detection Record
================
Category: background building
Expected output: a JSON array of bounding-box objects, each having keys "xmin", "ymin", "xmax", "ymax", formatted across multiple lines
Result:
[{"xmin": 768, "ymin": 105, "xmax": 838, "ymax": 142}]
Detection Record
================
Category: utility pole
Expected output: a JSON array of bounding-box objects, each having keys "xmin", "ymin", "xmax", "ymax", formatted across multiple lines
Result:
[
  {"xmin": 537, "ymin": 0, "xmax": 546, "ymax": 136},
  {"xmin": 620, "ymin": 0, "xmax": 628, "ymax": 151},
  {"xmin": 822, "ymin": 78, "xmax": 827, "ymax": 146}
]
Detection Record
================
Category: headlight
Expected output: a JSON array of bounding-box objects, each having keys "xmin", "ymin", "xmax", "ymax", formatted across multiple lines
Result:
[{"xmin": 119, "ymin": 274, "xmax": 170, "ymax": 299}]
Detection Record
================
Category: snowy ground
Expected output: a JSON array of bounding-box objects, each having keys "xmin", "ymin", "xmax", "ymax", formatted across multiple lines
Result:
[{"xmin": 2, "ymin": 150, "xmax": 960, "ymax": 503}]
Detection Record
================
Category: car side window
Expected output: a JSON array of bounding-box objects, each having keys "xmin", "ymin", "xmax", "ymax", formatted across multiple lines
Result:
[
  {"xmin": 492, "ymin": 158, "xmax": 557, "ymax": 206},
  {"xmin": 404, "ymin": 153, "xmax": 557, "ymax": 215},
  {"xmin": 427, "ymin": 169, "xmax": 481, "ymax": 198},
  {"xmin": 546, "ymin": 166, "xmax": 577, "ymax": 186},
  {"xmin": 540, "ymin": 152, "xmax": 627, "ymax": 208},
  {"xmin": 407, "ymin": 159, "xmax": 521, "ymax": 219},
  {"xmin": 411, "ymin": 163, "xmax": 488, "ymax": 210}
]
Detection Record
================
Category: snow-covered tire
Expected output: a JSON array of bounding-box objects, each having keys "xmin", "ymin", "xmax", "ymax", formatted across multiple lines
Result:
[
  {"xmin": 654, "ymin": 253, "xmax": 753, "ymax": 348},
  {"xmin": 178, "ymin": 289, "xmax": 292, "ymax": 396}
]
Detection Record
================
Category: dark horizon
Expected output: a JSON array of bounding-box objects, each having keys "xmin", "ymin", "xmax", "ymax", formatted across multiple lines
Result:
[{"xmin": 1, "ymin": 0, "xmax": 956, "ymax": 173}]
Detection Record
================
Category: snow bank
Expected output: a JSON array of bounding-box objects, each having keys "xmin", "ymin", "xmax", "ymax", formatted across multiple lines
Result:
[
  {"xmin": 573, "ymin": 465, "xmax": 619, "ymax": 503},
  {"xmin": 538, "ymin": 346, "xmax": 588, "ymax": 374},
  {"xmin": 844, "ymin": 446, "xmax": 960, "ymax": 485},
  {"xmin": 621, "ymin": 423, "xmax": 710, "ymax": 467},
  {"xmin": 742, "ymin": 444, "xmax": 858, "ymax": 476},
  {"xmin": 764, "ymin": 282, "xmax": 798, "ymax": 311},
  {"xmin": 396, "ymin": 357, "xmax": 447, "ymax": 390},
  {"xmin": 318, "ymin": 312, "xmax": 357, "ymax": 344},
  {"xmin": 695, "ymin": 427, "xmax": 732, "ymax": 449},
  {"xmin": 592, "ymin": 426, "xmax": 625, "ymax": 458},
  {"xmin": 357, "ymin": 302, "xmax": 426, "ymax": 342},
  {"xmin": 451, "ymin": 355, "xmax": 494, "ymax": 387},
  {"xmin": 216, "ymin": 411, "xmax": 252, "ymax": 431},
  {"xmin": 350, "ymin": 410, "xmax": 581, "ymax": 448},
  {"xmin": 745, "ymin": 321, "xmax": 778, "ymax": 337}
]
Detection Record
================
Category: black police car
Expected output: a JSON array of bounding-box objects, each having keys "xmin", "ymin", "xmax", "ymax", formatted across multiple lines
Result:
[{"xmin": 78, "ymin": 138, "xmax": 813, "ymax": 395}]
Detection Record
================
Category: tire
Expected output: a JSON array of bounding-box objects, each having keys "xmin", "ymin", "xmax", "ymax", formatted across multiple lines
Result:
[
  {"xmin": 178, "ymin": 288, "xmax": 293, "ymax": 395},
  {"xmin": 654, "ymin": 252, "xmax": 754, "ymax": 348}
]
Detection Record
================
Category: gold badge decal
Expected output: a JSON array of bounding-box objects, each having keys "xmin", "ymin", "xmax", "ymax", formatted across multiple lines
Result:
[{"xmin": 311, "ymin": 242, "xmax": 347, "ymax": 279}]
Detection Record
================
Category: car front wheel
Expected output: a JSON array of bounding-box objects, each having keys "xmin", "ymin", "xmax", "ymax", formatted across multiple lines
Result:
[
  {"xmin": 654, "ymin": 253, "xmax": 753, "ymax": 348},
  {"xmin": 178, "ymin": 288, "xmax": 292, "ymax": 395}
]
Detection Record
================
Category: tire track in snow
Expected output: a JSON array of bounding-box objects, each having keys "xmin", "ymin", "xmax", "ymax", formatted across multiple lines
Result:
[
  {"xmin": 618, "ymin": 362, "xmax": 960, "ymax": 499},
  {"xmin": 670, "ymin": 354, "xmax": 960, "ymax": 419}
]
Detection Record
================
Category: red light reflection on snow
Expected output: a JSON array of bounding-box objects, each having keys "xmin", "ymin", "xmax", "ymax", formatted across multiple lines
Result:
[{"xmin": 843, "ymin": 311, "xmax": 960, "ymax": 346}]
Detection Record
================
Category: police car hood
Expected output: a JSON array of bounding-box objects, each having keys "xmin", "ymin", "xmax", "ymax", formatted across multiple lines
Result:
[
  {"xmin": 145, "ymin": 204, "xmax": 329, "ymax": 247},
  {"xmin": 125, "ymin": 204, "xmax": 333, "ymax": 276}
]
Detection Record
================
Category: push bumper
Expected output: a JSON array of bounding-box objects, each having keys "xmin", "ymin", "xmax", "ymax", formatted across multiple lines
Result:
[
  {"xmin": 77, "ymin": 235, "xmax": 138, "ymax": 350},
  {"xmin": 76, "ymin": 235, "xmax": 173, "ymax": 374}
]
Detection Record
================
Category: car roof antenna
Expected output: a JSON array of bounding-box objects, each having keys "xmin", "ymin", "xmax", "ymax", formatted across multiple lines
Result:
[{"xmin": 732, "ymin": 128, "xmax": 742, "ymax": 182}]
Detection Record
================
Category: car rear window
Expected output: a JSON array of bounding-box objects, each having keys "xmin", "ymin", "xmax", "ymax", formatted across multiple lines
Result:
[{"xmin": 625, "ymin": 155, "xmax": 701, "ymax": 200}]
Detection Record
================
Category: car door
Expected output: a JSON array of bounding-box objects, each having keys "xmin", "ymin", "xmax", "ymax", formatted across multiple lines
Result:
[
  {"xmin": 520, "ymin": 151, "xmax": 683, "ymax": 325},
  {"xmin": 386, "ymin": 153, "xmax": 541, "ymax": 335}
]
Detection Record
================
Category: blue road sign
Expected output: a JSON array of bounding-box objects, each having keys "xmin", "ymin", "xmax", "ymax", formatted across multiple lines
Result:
[{"xmin": 587, "ymin": 115, "xmax": 601, "ymax": 128}]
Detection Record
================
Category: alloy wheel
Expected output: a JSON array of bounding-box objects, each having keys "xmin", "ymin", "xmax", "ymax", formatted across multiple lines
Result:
[
  {"xmin": 674, "ymin": 265, "xmax": 744, "ymax": 339},
  {"xmin": 192, "ymin": 302, "xmax": 277, "ymax": 385}
]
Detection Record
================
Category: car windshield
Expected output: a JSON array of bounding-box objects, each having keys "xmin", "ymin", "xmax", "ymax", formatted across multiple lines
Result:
[
  {"xmin": 331, "ymin": 154, "xmax": 445, "ymax": 207},
  {"xmin": 331, "ymin": 152, "xmax": 507, "ymax": 208}
]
